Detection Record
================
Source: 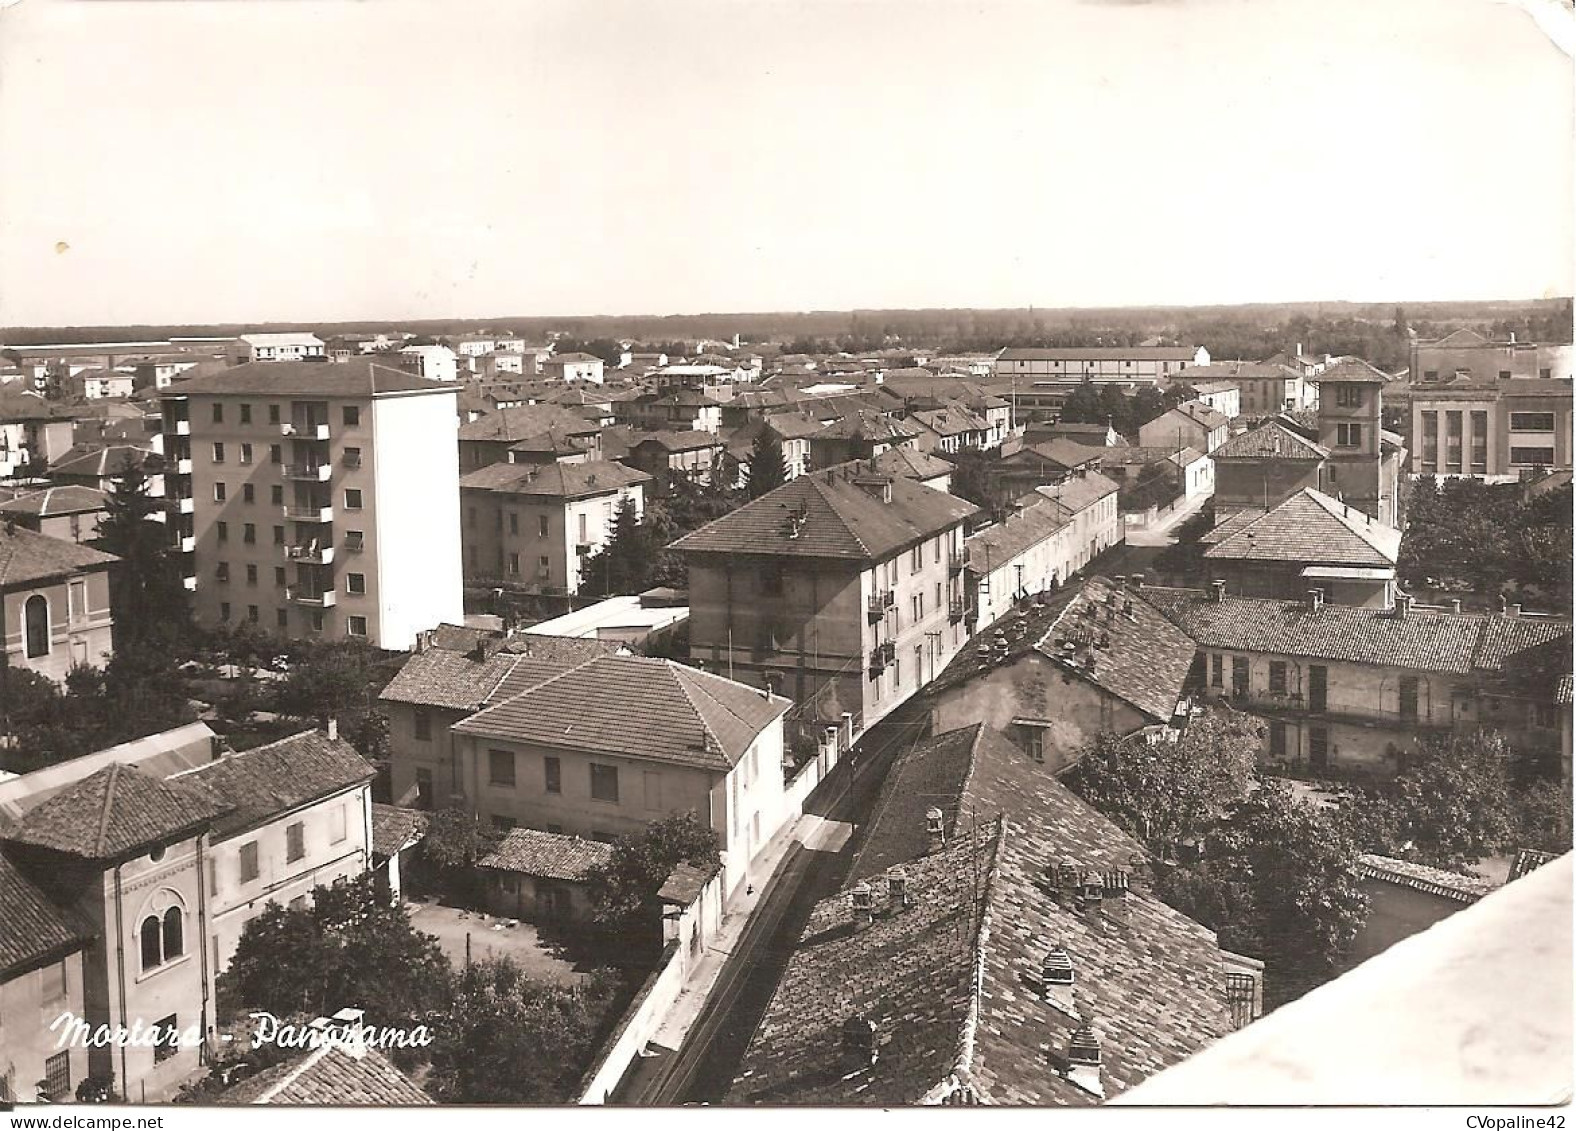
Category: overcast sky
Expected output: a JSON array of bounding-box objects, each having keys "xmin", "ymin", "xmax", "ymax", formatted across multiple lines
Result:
[{"xmin": 0, "ymin": 0, "xmax": 1570, "ymax": 327}]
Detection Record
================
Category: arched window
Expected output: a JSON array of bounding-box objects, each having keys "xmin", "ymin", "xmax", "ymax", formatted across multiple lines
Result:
[
  {"xmin": 140, "ymin": 916, "xmax": 162, "ymax": 971},
  {"xmin": 161, "ymin": 908, "xmax": 183, "ymax": 961},
  {"xmin": 24, "ymin": 595, "xmax": 49, "ymax": 659}
]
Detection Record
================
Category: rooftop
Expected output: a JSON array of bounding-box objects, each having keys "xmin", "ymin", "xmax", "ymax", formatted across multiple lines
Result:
[
  {"xmin": 477, "ymin": 827, "xmax": 615, "ymax": 882},
  {"xmin": 219, "ymin": 1042, "xmax": 433, "ymax": 1105},
  {"xmin": 377, "ymin": 627, "xmax": 617, "ymax": 711},
  {"xmin": 1202, "ymin": 488, "xmax": 1400, "ymax": 567},
  {"xmin": 1310, "ymin": 357, "xmax": 1397, "ymax": 385},
  {"xmin": 998, "ymin": 347, "xmax": 1200, "ymax": 361},
  {"xmin": 0, "ymin": 524, "xmax": 117, "ymax": 588},
  {"xmin": 0, "ymin": 484, "xmax": 107, "ymax": 518},
  {"xmin": 671, "ymin": 465, "xmax": 977, "ymax": 562},
  {"xmin": 452, "ymin": 655, "xmax": 792, "ymax": 772},
  {"xmin": 173, "ymin": 730, "xmax": 373, "ymax": 841},
  {"xmin": 48, "ymin": 444, "xmax": 155, "ymax": 479},
  {"xmin": 1212, "ymin": 419, "xmax": 1330, "ymax": 461},
  {"xmin": 459, "ymin": 460, "xmax": 650, "ymax": 499},
  {"xmin": 5, "ymin": 763, "xmax": 230, "ymax": 861},
  {"xmin": 370, "ymin": 804, "xmax": 428, "ymax": 858},
  {"xmin": 0, "ymin": 851, "xmax": 90, "ymax": 978},
  {"xmin": 457, "ymin": 403, "xmax": 598, "ymax": 442},
  {"xmin": 166, "ymin": 357, "xmax": 449, "ymax": 398}
]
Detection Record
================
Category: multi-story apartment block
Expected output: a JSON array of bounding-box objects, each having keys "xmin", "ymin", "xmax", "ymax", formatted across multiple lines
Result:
[
  {"xmin": 541, "ymin": 353, "xmax": 606, "ymax": 384},
  {"xmin": 672, "ymin": 467, "xmax": 978, "ymax": 740},
  {"xmin": 0, "ymin": 525, "xmax": 116, "ymax": 683},
  {"xmin": 1310, "ymin": 359, "xmax": 1405, "ymax": 527},
  {"xmin": 1410, "ymin": 328, "xmax": 1573, "ymax": 385},
  {"xmin": 457, "ymin": 405, "xmax": 602, "ymax": 471},
  {"xmin": 1, "ymin": 392, "xmax": 73, "ymax": 479},
  {"xmin": 228, "ymin": 333, "xmax": 326, "ymax": 365},
  {"xmin": 1146, "ymin": 582, "xmax": 1572, "ymax": 778},
  {"xmin": 1410, "ymin": 379, "xmax": 1573, "ymax": 478},
  {"xmin": 160, "ymin": 359, "xmax": 463, "ymax": 650},
  {"xmin": 459, "ymin": 460, "xmax": 650, "ymax": 594},
  {"xmin": 398, "ymin": 344, "xmax": 459, "ymax": 384}
]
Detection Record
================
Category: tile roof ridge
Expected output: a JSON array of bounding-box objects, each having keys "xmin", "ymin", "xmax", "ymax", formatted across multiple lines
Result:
[
  {"xmin": 804, "ymin": 473, "xmax": 873, "ymax": 558},
  {"xmin": 94, "ymin": 762, "xmax": 123, "ymax": 856},
  {"xmin": 467, "ymin": 651, "xmax": 606, "ymax": 724},
  {"xmin": 953, "ymin": 722, "xmax": 991, "ymax": 822},
  {"xmin": 953, "ymin": 818, "xmax": 1006, "ymax": 1096},
  {"xmin": 660, "ymin": 660, "xmax": 723, "ymax": 759},
  {"xmin": 255, "ymin": 1042, "xmax": 337, "ymax": 1104}
]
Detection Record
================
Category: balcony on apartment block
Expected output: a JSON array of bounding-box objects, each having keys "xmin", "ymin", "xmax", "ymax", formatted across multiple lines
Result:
[
  {"xmin": 285, "ymin": 586, "xmax": 337, "ymax": 608},
  {"xmin": 283, "ymin": 539, "xmax": 335, "ymax": 565},
  {"xmin": 282, "ymin": 501, "xmax": 334, "ymax": 523},
  {"xmin": 281, "ymin": 418, "xmax": 331, "ymax": 440},
  {"xmin": 283, "ymin": 461, "xmax": 333, "ymax": 482}
]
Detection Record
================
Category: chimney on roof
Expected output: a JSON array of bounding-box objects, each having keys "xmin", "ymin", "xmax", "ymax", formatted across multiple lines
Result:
[
  {"xmin": 1307, "ymin": 588, "xmax": 1325, "ymax": 612},
  {"xmin": 1450, "ymin": 598, "xmax": 1463, "ymax": 613},
  {"xmin": 1039, "ymin": 945, "xmax": 1078, "ymax": 1015},
  {"xmin": 1511, "ymin": 603, "xmax": 1523, "ymax": 618},
  {"xmin": 1103, "ymin": 870, "xmax": 1130, "ymax": 923},
  {"xmin": 887, "ymin": 872, "xmax": 912, "ymax": 910},
  {"xmin": 925, "ymin": 806, "xmax": 946, "ymax": 853},
  {"xmin": 1131, "ymin": 572, "xmax": 1145, "ymax": 590},
  {"xmin": 1114, "ymin": 574, "xmax": 1126, "ymax": 588},
  {"xmin": 1499, "ymin": 594, "xmax": 1509, "ymax": 616},
  {"xmin": 1055, "ymin": 858, "xmax": 1080, "ymax": 908},
  {"xmin": 1064, "ymin": 1021, "xmax": 1105, "ymax": 1099},
  {"xmin": 1210, "ymin": 580, "xmax": 1226, "ymax": 603},
  {"xmin": 850, "ymin": 881, "xmax": 875, "ymax": 929},
  {"xmin": 1510, "ymin": 332, "xmax": 1517, "ymax": 345},
  {"xmin": 1078, "ymin": 869, "xmax": 1104, "ymax": 916},
  {"xmin": 326, "ymin": 717, "xmax": 338, "ymax": 741},
  {"xmin": 1395, "ymin": 592, "xmax": 1413, "ymax": 619}
]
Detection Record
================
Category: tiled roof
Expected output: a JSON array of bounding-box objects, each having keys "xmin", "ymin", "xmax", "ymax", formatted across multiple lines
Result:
[
  {"xmin": 849, "ymin": 725, "xmax": 990, "ymax": 881},
  {"xmin": 167, "ymin": 358, "xmax": 444, "ymax": 397},
  {"xmin": 0, "ymin": 485, "xmax": 107, "ymax": 517},
  {"xmin": 219, "ymin": 1044, "xmax": 433, "ymax": 1105},
  {"xmin": 1014, "ymin": 439, "xmax": 1105, "ymax": 471},
  {"xmin": 477, "ymin": 827, "xmax": 615, "ymax": 881},
  {"xmin": 175, "ymin": 730, "xmax": 373, "ymax": 840},
  {"xmin": 0, "ymin": 524, "xmax": 117, "ymax": 587},
  {"xmin": 452, "ymin": 655, "xmax": 791, "ymax": 771},
  {"xmin": 1203, "ymin": 489, "xmax": 1400, "ymax": 567},
  {"xmin": 1142, "ymin": 587, "xmax": 1562, "ymax": 675},
  {"xmin": 671, "ymin": 467, "xmax": 977, "ymax": 562},
  {"xmin": 1311, "ymin": 357, "xmax": 1396, "ymax": 384},
  {"xmin": 631, "ymin": 429, "xmax": 721, "ymax": 453},
  {"xmin": 659, "ymin": 859, "xmax": 720, "ymax": 904},
  {"xmin": 728, "ymin": 823, "xmax": 1001, "ymax": 1105},
  {"xmin": 814, "ymin": 410, "xmax": 919, "ymax": 443},
  {"xmin": 378, "ymin": 631, "xmax": 615, "ymax": 711},
  {"xmin": 457, "ymin": 403, "xmax": 598, "ymax": 441},
  {"xmin": 49, "ymin": 444, "xmax": 154, "ymax": 478},
  {"xmin": 0, "ymin": 852, "xmax": 90, "ymax": 977},
  {"xmin": 867, "ymin": 445, "xmax": 954, "ymax": 481},
  {"xmin": 1198, "ymin": 508, "xmax": 1267, "ymax": 545},
  {"xmin": 6, "ymin": 764, "xmax": 230, "ymax": 860},
  {"xmin": 1213, "ymin": 420, "xmax": 1329, "ymax": 461},
  {"xmin": 966, "ymin": 501, "xmax": 1069, "ymax": 573},
  {"xmin": 370, "ymin": 804, "xmax": 428, "ymax": 858},
  {"xmin": 1030, "ymin": 471, "xmax": 1121, "ymax": 518},
  {"xmin": 1471, "ymin": 614, "xmax": 1573, "ymax": 675},
  {"xmin": 909, "ymin": 406, "xmax": 988, "ymax": 437},
  {"xmin": 0, "ymin": 392, "xmax": 64, "ymax": 422},
  {"xmin": 239, "ymin": 332, "xmax": 324, "ymax": 347},
  {"xmin": 761, "ymin": 412, "xmax": 826, "ymax": 440},
  {"xmin": 1355, "ymin": 854, "xmax": 1495, "ymax": 904},
  {"xmin": 548, "ymin": 352, "xmax": 604, "ymax": 364},
  {"xmin": 459, "ymin": 460, "xmax": 650, "ymax": 499},
  {"xmin": 1170, "ymin": 401, "xmax": 1228, "ymax": 431}
]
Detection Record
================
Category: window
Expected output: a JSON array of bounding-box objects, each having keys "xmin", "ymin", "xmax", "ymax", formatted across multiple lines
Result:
[
  {"xmin": 507, "ymin": 552, "xmax": 520, "ymax": 576},
  {"xmin": 276, "ymin": 608, "xmax": 288, "ymax": 628},
  {"xmin": 24, "ymin": 594, "xmax": 48, "ymax": 658},
  {"xmin": 1499, "ymin": 370, "xmax": 1512, "ymax": 381},
  {"xmin": 1268, "ymin": 661, "xmax": 1287, "ymax": 694},
  {"xmin": 1335, "ymin": 423, "xmax": 1362, "ymax": 448},
  {"xmin": 1399, "ymin": 677, "xmax": 1419, "ymax": 720},
  {"xmin": 212, "ymin": 403, "xmax": 224, "ymax": 424},
  {"xmin": 538, "ymin": 514, "xmax": 550, "ymax": 537},
  {"xmin": 346, "ymin": 530, "xmax": 364, "ymax": 552},
  {"xmin": 1423, "ymin": 370, "xmax": 1438, "ymax": 382},
  {"xmin": 1511, "ymin": 446, "xmax": 1556, "ymax": 466},
  {"xmin": 1309, "ymin": 726, "xmax": 1330, "ymax": 768},
  {"xmin": 1534, "ymin": 702, "xmax": 1559, "ymax": 730},
  {"xmin": 217, "ymin": 521, "xmax": 229, "ymax": 543},
  {"xmin": 415, "ymin": 768, "xmax": 434, "ymax": 809},
  {"xmin": 544, "ymin": 756, "xmax": 561, "ymax": 794},
  {"xmin": 347, "ymin": 572, "xmax": 366, "ymax": 594},
  {"xmin": 1210, "ymin": 653, "xmax": 1223, "ymax": 688},
  {"xmin": 1017, "ymin": 722, "xmax": 1047, "ymax": 763},
  {"xmin": 43, "ymin": 1052, "xmax": 70, "ymax": 1100},
  {"xmin": 212, "ymin": 441, "xmax": 225, "ymax": 462},
  {"xmin": 911, "ymin": 545, "xmax": 922, "ymax": 571},
  {"xmin": 247, "ymin": 605, "xmax": 259, "ymax": 622},
  {"xmin": 140, "ymin": 906, "xmax": 183, "ymax": 971},
  {"xmin": 347, "ymin": 615, "xmax": 367, "ymax": 637},
  {"xmin": 1421, "ymin": 410, "xmax": 1439, "ymax": 465},
  {"xmin": 41, "ymin": 958, "xmax": 66, "ymax": 1003},
  {"xmin": 330, "ymin": 805, "xmax": 347, "ymax": 844},
  {"xmin": 1231, "ymin": 657, "xmax": 1248, "ymax": 697},
  {"xmin": 1510, "ymin": 412, "xmax": 1556, "ymax": 432},
  {"xmin": 343, "ymin": 406, "xmax": 360, "ymax": 427},
  {"xmin": 1446, "ymin": 412, "xmax": 1463, "ymax": 471},
  {"xmin": 273, "ymin": 522, "xmax": 285, "ymax": 543},
  {"xmin": 1335, "ymin": 385, "xmax": 1362, "ymax": 408},
  {"xmin": 1268, "ymin": 721, "xmax": 1287, "ymax": 758},
  {"xmin": 214, "ymin": 481, "xmax": 227, "ymax": 502},
  {"xmin": 344, "ymin": 447, "xmax": 362, "ymax": 468},
  {"xmin": 240, "ymin": 443, "xmax": 253, "ymax": 465},
  {"xmin": 243, "ymin": 483, "xmax": 255, "ymax": 503},
  {"xmin": 413, "ymin": 709, "xmax": 432, "ymax": 741},
  {"xmin": 162, "ymin": 908, "xmax": 183, "ymax": 960},
  {"xmin": 274, "ymin": 566, "xmax": 286, "ymax": 587},
  {"xmin": 245, "ymin": 563, "xmax": 258, "ymax": 584},
  {"xmin": 269, "ymin": 404, "xmax": 281, "ymax": 425},
  {"xmin": 243, "ymin": 523, "xmax": 256, "ymax": 544},
  {"xmin": 286, "ymin": 821, "xmax": 305, "ymax": 862},
  {"xmin": 239, "ymin": 403, "xmax": 252, "ymax": 425},
  {"xmin": 1540, "ymin": 367, "xmax": 1553, "ymax": 380},
  {"xmin": 508, "ymin": 511, "xmax": 519, "ymax": 535},
  {"xmin": 344, "ymin": 488, "xmax": 363, "ymax": 509},
  {"xmin": 1471, "ymin": 411, "xmax": 1488, "ymax": 472},
  {"xmin": 269, "ymin": 444, "xmax": 282, "ymax": 464},
  {"xmin": 490, "ymin": 815, "xmax": 516, "ymax": 831},
  {"xmin": 590, "ymin": 763, "xmax": 619, "ymax": 803},
  {"xmin": 489, "ymin": 749, "xmax": 516, "ymax": 787}
]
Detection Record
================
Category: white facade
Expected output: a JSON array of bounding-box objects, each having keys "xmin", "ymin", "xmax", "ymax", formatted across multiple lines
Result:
[
  {"xmin": 232, "ymin": 334, "xmax": 326, "ymax": 364},
  {"xmin": 399, "ymin": 344, "xmax": 459, "ymax": 383}
]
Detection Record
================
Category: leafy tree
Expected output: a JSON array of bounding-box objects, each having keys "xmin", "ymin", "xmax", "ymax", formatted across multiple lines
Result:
[
  {"xmin": 426, "ymin": 959, "xmax": 624, "ymax": 1103},
  {"xmin": 946, "ymin": 447, "xmax": 994, "ymax": 516},
  {"xmin": 1063, "ymin": 707, "xmax": 1259, "ymax": 856},
  {"xmin": 744, "ymin": 429, "xmax": 788, "ymax": 499},
  {"xmin": 219, "ymin": 875, "xmax": 451, "ymax": 1026},
  {"xmin": 276, "ymin": 640, "xmax": 383, "ymax": 722},
  {"xmin": 585, "ymin": 813, "xmax": 720, "ymax": 949},
  {"xmin": 579, "ymin": 497, "xmax": 658, "ymax": 597},
  {"xmin": 94, "ymin": 457, "xmax": 188, "ymax": 650},
  {"xmin": 414, "ymin": 807, "xmax": 501, "ymax": 904}
]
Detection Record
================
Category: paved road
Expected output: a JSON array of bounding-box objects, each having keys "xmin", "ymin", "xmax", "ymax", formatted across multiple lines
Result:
[{"xmin": 632, "ymin": 705, "xmax": 930, "ymax": 1104}]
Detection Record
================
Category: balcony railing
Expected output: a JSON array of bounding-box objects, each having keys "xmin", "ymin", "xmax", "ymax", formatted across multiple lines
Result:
[
  {"xmin": 284, "ymin": 463, "xmax": 332, "ymax": 482},
  {"xmin": 286, "ymin": 587, "xmax": 337, "ymax": 608},
  {"xmin": 175, "ymin": 457, "xmax": 193, "ymax": 475},
  {"xmin": 180, "ymin": 535, "xmax": 196, "ymax": 553},
  {"xmin": 949, "ymin": 598, "xmax": 967, "ymax": 623},
  {"xmin": 177, "ymin": 496, "xmax": 195, "ymax": 515},
  {"xmin": 170, "ymin": 419, "xmax": 191, "ymax": 436},
  {"xmin": 284, "ymin": 542, "xmax": 335, "ymax": 565},
  {"xmin": 281, "ymin": 421, "xmax": 330, "ymax": 440},
  {"xmin": 949, "ymin": 550, "xmax": 965, "ymax": 575},
  {"xmin": 867, "ymin": 590, "xmax": 895, "ymax": 624},
  {"xmin": 576, "ymin": 542, "xmax": 594, "ymax": 556},
  {"xmin": 282, "ymin": 503, "xmax": 334, "ymax": 523}
]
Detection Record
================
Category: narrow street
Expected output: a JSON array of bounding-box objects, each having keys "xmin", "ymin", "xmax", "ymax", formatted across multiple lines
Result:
[{"xmin": 625, "ymin": 703, "xmax": 929, "ymax": 1104}]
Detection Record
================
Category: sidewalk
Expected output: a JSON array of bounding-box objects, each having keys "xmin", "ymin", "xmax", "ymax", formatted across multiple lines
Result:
[
  {"xmin": 646, "ymin": 809, "xmax": 840, "ymax": 1050},
  {"xmin": 1125, "ymin": 489, "xmax": 1213, "ymax": 547}
]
